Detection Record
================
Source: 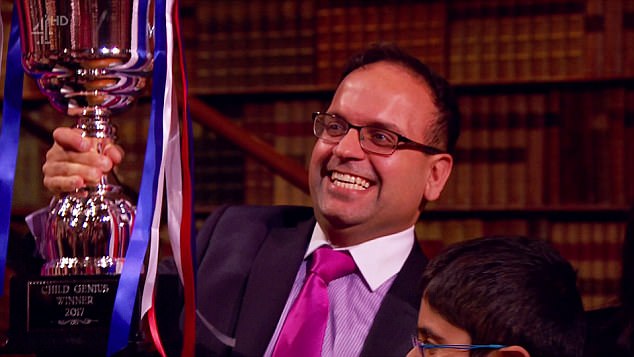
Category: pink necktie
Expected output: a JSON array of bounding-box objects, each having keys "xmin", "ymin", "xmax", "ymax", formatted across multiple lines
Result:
[{"xmin": 272, "ymin": 246, "xmax": 356, "ymax": 357}]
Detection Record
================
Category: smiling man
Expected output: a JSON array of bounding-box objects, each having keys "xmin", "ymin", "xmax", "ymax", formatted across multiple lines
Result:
[
  {"xmin": 408, "ymin": 236, "xmax": 586, "ymax": 357},
  {"xmin": 309, "ymin": 58, "xmax": 453, "ymax": 248},
  {"xmin": 39, "ymin": 43, "xmax": 460, "ymax": 357}
]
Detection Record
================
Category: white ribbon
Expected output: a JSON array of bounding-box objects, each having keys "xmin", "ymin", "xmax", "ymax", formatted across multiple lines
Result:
[{"xmin": 140, "ymin": 0, "xmax": 182, "ymax": 319}]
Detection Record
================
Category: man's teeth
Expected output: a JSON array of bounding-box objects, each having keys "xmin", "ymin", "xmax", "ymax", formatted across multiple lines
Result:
[{"xmin": 331, "ymin": 172, "xmax": 370, "ymax": 190}]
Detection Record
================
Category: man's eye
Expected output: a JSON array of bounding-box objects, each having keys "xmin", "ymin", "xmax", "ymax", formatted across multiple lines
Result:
[
  {"xmin": 368, "ymin": 130, "xmax": 396, "ymax": 145},
  {"xmin": 326, "ymin": 122, "xmax": 346, "ymax": 135}
]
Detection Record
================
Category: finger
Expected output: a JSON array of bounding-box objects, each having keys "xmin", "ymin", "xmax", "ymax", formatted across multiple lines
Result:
[
  {"xmin": 42, "ymin": 161, "xmax": 104, "ymax": 185},
  {"xmin": 43, "ymin": 175, "xmax": 85, "ymax": 195},
  {"xmin": 45, "ymin": 145, "xmax": 114, "ymax": 172},
  {"xmin": 102, "ymin": 143, "xmax": 125, "ymax": 165},
  {"xmin": 52, "ymin": 127, "xmax": 92, "ymax": 152}
]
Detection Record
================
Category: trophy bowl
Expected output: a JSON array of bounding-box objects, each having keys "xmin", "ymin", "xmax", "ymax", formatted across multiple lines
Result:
[{"xmin": 7, "ymin": 0, "xmax": 154, "ymax": 355}]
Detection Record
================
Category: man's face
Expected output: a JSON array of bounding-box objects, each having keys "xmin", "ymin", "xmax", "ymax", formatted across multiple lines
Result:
[
  {"xmin": 406, "ymin": 297, "xmax": 473, "ymax": 357},
  {"xmin": 309, "ymin": 61, "xmax": 452, "ymax": 245}
]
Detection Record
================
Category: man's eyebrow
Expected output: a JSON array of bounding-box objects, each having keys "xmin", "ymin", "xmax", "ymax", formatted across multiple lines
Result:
[
  {"xmin": 417, "ymin": 326, "xmax": 447, "ymax": 344},
  {"xmin": 327, "ymin": 111, "xmax": 405, "ymax": 133}
]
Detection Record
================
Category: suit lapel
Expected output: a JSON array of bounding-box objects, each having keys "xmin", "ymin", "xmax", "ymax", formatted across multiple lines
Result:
[
  {"xmin": 360, "ymin": 242, "xmax": 427, "ymax": 357},
  {"xmin": 232, "ymin": 216, "xmax": 316, "ymax": 356}
]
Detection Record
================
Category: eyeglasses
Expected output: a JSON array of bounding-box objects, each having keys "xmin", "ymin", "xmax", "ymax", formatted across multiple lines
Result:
[
  {"xmin": 312, "ymin": 112, "xmax": 446, "ymax": 156},
  {"xmin": 412, "ymin": 336, "xmax": 506, "ymax": 356}
]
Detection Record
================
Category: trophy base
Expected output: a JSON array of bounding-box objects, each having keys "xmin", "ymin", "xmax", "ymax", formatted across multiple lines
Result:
[{"xmin": 6, "ymin": 275, "xmax": 145, "ymax": 357}]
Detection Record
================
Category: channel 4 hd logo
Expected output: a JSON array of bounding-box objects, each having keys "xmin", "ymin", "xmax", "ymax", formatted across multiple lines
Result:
[{"xmin": 31, "ymin": 15, "xmax": 69, "ymax": 45}]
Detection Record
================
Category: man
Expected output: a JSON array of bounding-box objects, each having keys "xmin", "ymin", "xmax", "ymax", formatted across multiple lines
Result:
[
  {"xmin": 408, "ymin": 236, "xmax": 586, "ymax": 357},
  {"xmin": 41, "ymin": 43, "xmax": 460, "ymax": 356}
]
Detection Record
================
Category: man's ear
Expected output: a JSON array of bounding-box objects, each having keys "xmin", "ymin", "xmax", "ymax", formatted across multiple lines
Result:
[
  {"xmin": 495, "ymin": 345, "xmax": 530, "ymax": 357},
  {"xmin": 423, "ymin": 153, "xmax": 453, "ymax": 202}
]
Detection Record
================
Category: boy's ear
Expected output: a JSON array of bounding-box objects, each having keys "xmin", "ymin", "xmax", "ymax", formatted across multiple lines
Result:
[{"xmin": 495, "ymin": 345, "xmax": 530, "ymax": 357}]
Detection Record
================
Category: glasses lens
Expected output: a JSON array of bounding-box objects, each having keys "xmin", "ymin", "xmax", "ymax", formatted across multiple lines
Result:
[
  {"xmin": 360, "ymin": 127, "xmax": 398, "ymax": 154},
  {"xmin": 315, "ymin": 114, "xmax": 348, "ymax": 140}
]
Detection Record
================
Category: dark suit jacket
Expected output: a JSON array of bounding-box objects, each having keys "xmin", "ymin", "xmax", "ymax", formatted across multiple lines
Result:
[
  {"xmin": 156, "ymin": 205, "xmax": 428, "ymax": 357},
  {"xmin": 584, "ymin": 306, "xmax": 633, "ymax": 357}
]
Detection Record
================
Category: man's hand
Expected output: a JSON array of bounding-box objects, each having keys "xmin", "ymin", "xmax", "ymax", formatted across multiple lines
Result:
[{"xmin": 42, "ymin": 127, "xmax": 124, "ymax": 194}]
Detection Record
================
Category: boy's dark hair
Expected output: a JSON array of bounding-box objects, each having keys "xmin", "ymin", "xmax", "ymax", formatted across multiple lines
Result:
[
  {"xmin": 422, "ymin": 236, "xmax": 586, "ymax": 357},
  {"xmin": 339, "ymin": 42, "xmax": 461, "ymax": 154}
]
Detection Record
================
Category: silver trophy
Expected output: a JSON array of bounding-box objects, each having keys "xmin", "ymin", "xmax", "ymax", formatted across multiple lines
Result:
[
  {"xmin": 17, "ymin": 0, "xmax": 153, "ymax": 276},
  {"xmin": 6, "ymin": 2, "xmax": 154, "ymax": 354}
]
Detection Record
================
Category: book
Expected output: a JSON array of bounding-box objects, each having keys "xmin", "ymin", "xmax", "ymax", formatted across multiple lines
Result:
[
  {"xmin": 507, "ymin": 93, "xmax": 528, "ymax": 208},
  {"xmin": 514, "ymin": 3, "xmax": 533, "ymax": 80},
  {"xmin": 415, "ymin": 220, "xmax": 445, "ymax": 259},
  {"xmin": 489, "ymin": 94, "xmax": 510, "ymax": 207},
  {"xmin": 362, "ymin": 5, "xmax": 380, "ymax": 48},
  {"xmin": 525, "ymin": 92, "xmax": 546, "ymax": 208},
  {"xmin": 489, "ymin": 218, "xmax": 530, "ymax": 237},
  {"xmin": 329, "ymin": 6, "xmax": 348, "ymax": 85},
  {"xmin": 379, "ymin": 3, "xmax": 397, "ymax": 42},
  {"xmin": 583, "ymin": 0, "xmax": 606, "ymax": 77},
  {"xmin": 497, "ymin": 0, "xmax": 516, "ymax": 81},
  {"xmin": 530, "ymin": 0, "xmax": 551, "ymax": 79},
  {"xmin": 246, "ymin": 0, "xmax": 267, "ymax": 88},
  {"xmin": 586, "ymin": 89, "xmax": 610, "ymax": 204},
  {"xmin": 316, "ymin": 2, "xmax": 333, "ymax": 85},
  {"xmin": 274, "ymin": 0, "xmax": 301, "ymax": 86},
  {"xmin": 465, "ymin": 1, "xmax": 486, "ymax": 82},
  {"xmin": 227, "ymin": 0, "xmax": 249, "ymax": 87},
  {"xmin": 603, "ymin": 0, "xmax": 624, "ymax": 76},
  {"xmin": 421, "ymin": 1, "xmax": 449, "ymax": 76},
  {"xmin": 543, "ymin": 90, "xmax": 561, "ymax": 206},
  {"xmin": 470, "ymin": 95, "xmax": 492, "ymax": 207},
  {"xmin": 559, "ymin": 90, "xmax": 586, "ymax": 204},
  {"xmin": 548, "ymin": 3, "xmax": 568, "ymax": 79},
  {"xmin": 243, "ymin": 102, "xmax": 276, "ymax": 205},
  {"xmin": 624, "ymin": 0, "xmax": 634, "ymax": 77},
  {"xmin": 626, "ymin": 88, "xmax": 634, "ymax": 204},
  {"xmin": 297, "ymin": 0, "xmax": 317, "ymax": 85},
  {"xmin": 447, "ymin": 0, "xmax": 468, "ymax": 82},
  {"xmin": 564, "ymin": 1, "xmax": 586, "ymax": 78},
  {"xmin": 453, "ymin": 95, "xmax": 474, "ymax": 208}
]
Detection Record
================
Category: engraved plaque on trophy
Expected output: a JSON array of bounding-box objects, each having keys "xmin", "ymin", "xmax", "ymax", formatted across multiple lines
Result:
[{"xmin": 7, "ymin": 0, "xmax": 153, "ymax": 355}]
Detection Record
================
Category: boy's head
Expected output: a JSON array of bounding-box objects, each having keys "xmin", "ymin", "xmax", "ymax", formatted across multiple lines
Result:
[{"xmin": 409, "ymin": 236, "xmax": 586, "ymax": 357}]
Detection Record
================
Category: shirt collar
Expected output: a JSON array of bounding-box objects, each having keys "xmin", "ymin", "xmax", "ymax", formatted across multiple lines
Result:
[{"xmin": 306, "ymin": 223, "xmax": 415, "ymax": 291}]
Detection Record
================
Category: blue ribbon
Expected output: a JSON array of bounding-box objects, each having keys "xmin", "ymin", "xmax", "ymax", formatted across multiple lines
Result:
[
  {"xmin": 0, "ymin": 6, "xmax": 24, "ymax": 296},
  {"xmin": 106, "ymin": 0, "xmax": 166, "ymax": 354}
]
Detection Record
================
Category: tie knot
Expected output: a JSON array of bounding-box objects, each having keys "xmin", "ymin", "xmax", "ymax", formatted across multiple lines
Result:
[{"xmin": 309, "ymin": 246, "xmax": 356, "ymax": 284}]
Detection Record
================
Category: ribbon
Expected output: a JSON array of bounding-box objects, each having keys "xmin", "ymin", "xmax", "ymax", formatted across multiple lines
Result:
[
  {"xmin": 174, "ymin": 1, "xmax": 197, "ymax": 355},
  {"xmin": 141, "ymin": 0, "xmax": 178, "ymax": 352},
  {"xmin": 107, "ymin": 0, "xmax": 167, "ymax": 354},
  {"xmin": 146, "ymin": 1, "xmax": 197, "ymax": 355},
  {"xmin": 0, "ymin": 6, "xmax": 24, "ymax": 296}
]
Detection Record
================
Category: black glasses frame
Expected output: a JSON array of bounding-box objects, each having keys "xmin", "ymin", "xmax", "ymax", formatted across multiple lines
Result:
[
  {"xmin": 411, "ymin": 336, "xmax": 507, "ymax": 357},
  {"xmin": 312, "ymin": 112, "xmax": 446, "ymax": 156}
]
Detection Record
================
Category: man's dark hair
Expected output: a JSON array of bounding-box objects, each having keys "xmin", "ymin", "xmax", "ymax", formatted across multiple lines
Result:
[
  {"xmin": 339, "ymin": 42, "xmax": 461, "ymax": 154},
  {"xmin": 422, "ymin": 236, "xmax": 586, "ymax": 357}
]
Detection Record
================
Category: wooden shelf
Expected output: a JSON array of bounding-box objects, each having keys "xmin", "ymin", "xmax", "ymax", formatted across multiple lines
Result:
[{"xmin": 190, "ymin": 76, "xmax": 634, "ymax": 98}]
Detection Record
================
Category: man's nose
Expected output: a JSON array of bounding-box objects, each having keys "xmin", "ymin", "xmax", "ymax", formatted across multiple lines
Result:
[{"xmin": 332, "ymin": 129, "xmax": 366, "ymax": 159}]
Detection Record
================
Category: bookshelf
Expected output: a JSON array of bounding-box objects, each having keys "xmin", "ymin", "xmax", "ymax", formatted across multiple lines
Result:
[{"xmin": 4, "ymin": 0, "xmax": 633, "ymax": 310}]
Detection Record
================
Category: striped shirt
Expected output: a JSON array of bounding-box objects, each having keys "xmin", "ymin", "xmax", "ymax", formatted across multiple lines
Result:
[{"xmin": 264, "ymin": 223, "xmax": 415, "ymax": 356}]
